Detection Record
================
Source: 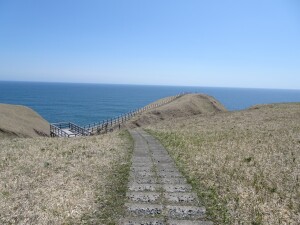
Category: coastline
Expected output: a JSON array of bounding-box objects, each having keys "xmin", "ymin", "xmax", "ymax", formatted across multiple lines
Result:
[{"xmin": 1, "ymin": 94, "xmax": 299, "ymax": 224}]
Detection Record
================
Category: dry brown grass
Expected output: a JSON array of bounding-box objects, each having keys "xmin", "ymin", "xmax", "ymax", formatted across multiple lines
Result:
[
  {"xmin": 128, "ymin": 94, "xmax": 226, "ymax": 128},
  {"xmin": 0, "ymin": 131, "xmax": 132, "ymax": 224},
  {"xmin": 147, "ymin": 103, "xmax": 300, "ymax": 225},
  {"xmin": 0, "ymin": 103, "xmax": 50, "ymax": 138}
]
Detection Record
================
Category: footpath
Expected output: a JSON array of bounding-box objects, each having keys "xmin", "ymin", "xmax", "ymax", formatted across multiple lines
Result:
[{"xmin": 119, "ymin": 129, "xmax": 213, "ymax": 225}]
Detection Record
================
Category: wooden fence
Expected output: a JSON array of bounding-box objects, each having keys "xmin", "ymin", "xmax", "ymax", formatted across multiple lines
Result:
[{"xmin": 50, "ymin": 93, "xmax": 187, "ymax": 137}]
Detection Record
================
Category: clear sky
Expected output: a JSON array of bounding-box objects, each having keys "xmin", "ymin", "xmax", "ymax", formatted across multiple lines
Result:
[{"xmin": 0, "ymin": 0, "xmax": 299, "ymax": 89}]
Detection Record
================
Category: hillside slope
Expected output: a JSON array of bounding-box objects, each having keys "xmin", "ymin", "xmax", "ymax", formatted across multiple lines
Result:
[
  {"xmin": 147, "ymin": 102, "xmax": 300, "ymax": 224},
  {"xmin": 128, "ymin": 93, "xmax": 227, "ymax": 128},
  {"xmin": 0, "ymin": 103, "xmax": 50, "ymax": 138}
]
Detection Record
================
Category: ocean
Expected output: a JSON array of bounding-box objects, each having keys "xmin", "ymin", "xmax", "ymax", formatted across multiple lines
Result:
[{"xmin": 1, "ymin": 81, "xmax": 300, "ymax": 126}]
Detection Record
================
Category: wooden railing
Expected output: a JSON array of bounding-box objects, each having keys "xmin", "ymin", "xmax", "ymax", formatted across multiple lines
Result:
[{"xmin": 50, "ymin": 92, "xmax": 187, "ymax": 137}]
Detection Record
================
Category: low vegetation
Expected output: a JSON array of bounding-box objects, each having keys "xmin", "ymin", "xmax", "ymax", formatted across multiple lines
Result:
[
  {"xmin": 2, "ymin": 94, "xmax": 300, "ymax": 225},
  {"xmin": 0, "ymin": 103, "xmax": 50, "ymax": 138},
  {"xmin": 0, "ymin": 131, "xmax": 133, "ymax": 224},
  {"xmin": 147, "ymin": 103, "xmax": 300, "ymax": 225},
  {"xmin": 128, "ymin": 94, "xmax": 226, "ymax": 128}
]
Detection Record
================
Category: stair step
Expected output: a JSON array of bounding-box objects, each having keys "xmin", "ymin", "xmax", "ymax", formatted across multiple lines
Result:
[
  {"xmin": 166, "ymin": 205, "xmax": 206, "ymax": 220},
  {"xmin": 153, "ymin": 158, "xmax": 174, "ymax": 163},
  {"xmin": 164, "ymin": 193, "xmax": 198, "ymax": 204},
  {"xmin": 131, "ymin": 167, "xmax": 153, "ymax": 172},
  {"xmin": 159, "ymin": 178, "xmax": 187, "ymax": 185},
  {"xmin": 128, "ymin": 183, "xmax": 161, "ymax": 192},
  {"xmin": 167, "ymin": 220, "xmax": 213, "ymax": 225},
  {"xmin": 120, "ymin": 218, "xmax": 165, "ymax": 225},
  {"xmin": 163, "ymin": 184, "xmax": 192, "ymax": 193},
  {"xmin": 158, "ymin": 172, "xmax": 183, "ymax": 178},
  {"xmin": 127, "ymin": 191, "xmax": 161, "ymax": 203},
  {"xmin": 156, "ymin": 163, "xmax": 177, "ymax": 168},
  {"xmin": 130, "ymin": 171, "xmax": 156, "ymax": 178},
  {"xmin": 130, "ymin": 177, "xmax": 158, "ymax": 184},
  {"xmin": 132, "ymin": 160, "xmax": 153, "ymax": 165},
  {"xmin": 125, "ymin": 203, "xmax": 163, "ymax": 217},
  {"xmin": 121, "ymin": 130, "xmax": 214, "ymax": 225},
  {"xmin": 132, "ymin": 163, "xmax": 154, "ymax": 167},
  {"xmin": 157, "ymin": 168, "xmax": 180, "ymax": 173},
  {"xmin": 133, "ymin": 153, "xmax": 151, "ymax": 157}
]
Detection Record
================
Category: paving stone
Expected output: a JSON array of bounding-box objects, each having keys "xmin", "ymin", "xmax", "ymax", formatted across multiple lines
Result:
[
  {"xmin": 132, "ymin": 158, "xmax": 152, "ymax": 163},
  {"xmin": 131, "ymin": 164, "xmax": 152, "ymax": 168},
  {"xmin": 167, "ymin": 220, "xmax": 213, "ymax": 225},
  {"xmin": 127, "ymin": 191, "xmax": 161, "ymax": 203},
  {"xmin": 132, "ymin": 163, "xmax": 153, "ymax": 167},
  {"xmin": 132, "ymin": 156, "xmax": 152, "ymax": 159},
  {"xmin": 159, "ymin": 177, "xmax": 187, "ymax": 184},
  {"xmin": 132, "ymin": 161, "xmax": 153, "ymax": 165},
  {"xmin": 134, "ymin": 150, "xmax": 150, "ymax": 153},
  {"xmin": 157, "ymin": 172, "xmax": 184, "ymax": 178},
  {"xmin": 164, "ymin": 193, "xmax": 198, "ymax": 204},
  {"xmin": 134, "ymin": 148, "xmax": 148, "ymax": 151},
  {"xmin": 163, "ymin": 184, "xmax": 192, "ymax": 193},
  {"xmin": 133, "ymin": 155, "xmax": 150, "ymax": 158},
  {"xmin": 120, "ymin": 218, "xmax": 165, "ymax": 225},
  {"xmin": 130, "ymin": 177, "xmax": 158, "ymax": 184},
  {"xmin": 131, "ymin": 167, "xmax": 153, "ymax": 172},
  {"xmin": 134, "ymin": 154, "xmax": 151, "ymax": 158},
  {"xmin": 166, "ymin": 206, "xmax": 206, "ymax": 220},
  {"xmin": 152, "ymin": 154, "xmax": 170, "ymax": 157},
  {"xmin": 130, "ymin": 171, "xmax": 156, "ymax": 178},
  {"xmin": 157, "ymin": 167, "xmax": 180, "ymax": 173},
  {"xmin": 125, "ymin": 203, "xmax": 163, "ymax": 216},
  {"xmin": 152, "ymin": 156, "xmax": 172, "ymax": 160},
  {"xmin": 128, "ymin": 183, "xmax": 161, "ymax": 192},
  {"xmin": 153, "ymin": 158, "xmax": 174, "ymax": 163},
  {"xmin": 156, "ymin": 163, "xmax": 177, "ymax": 168}
]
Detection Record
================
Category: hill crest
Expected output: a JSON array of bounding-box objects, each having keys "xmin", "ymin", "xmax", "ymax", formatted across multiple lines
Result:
[{"xmin": 128, "ymin": 93, "xmax": 227, "ymax": 128}]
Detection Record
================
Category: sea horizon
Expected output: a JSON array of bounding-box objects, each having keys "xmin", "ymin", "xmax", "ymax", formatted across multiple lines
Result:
[
  {"xmin": 1, "ymin": 80, "xmax": 300, "ymax": 126},
  {"xmin": 1, "ymin": 79, "xmax": 300, "ymax": 91}
]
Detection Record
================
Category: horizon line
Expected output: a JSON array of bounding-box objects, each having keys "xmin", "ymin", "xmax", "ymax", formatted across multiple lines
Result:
[{"xmin": 0, "ymin": 79, "xmax": 300, "ymax": 91}]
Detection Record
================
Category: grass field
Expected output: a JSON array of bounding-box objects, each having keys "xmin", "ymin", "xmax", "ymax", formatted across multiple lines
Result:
[
  {"xmin": 0, "ymin": 131, "xmax": 133, "ymax": 224},
  {"xmin": 1, "ymin": 95, "xmax": 300, "ymax": 225},
  {"xmin": 148, "ymin": 103, "xmax": 300, "ymax": 225}
]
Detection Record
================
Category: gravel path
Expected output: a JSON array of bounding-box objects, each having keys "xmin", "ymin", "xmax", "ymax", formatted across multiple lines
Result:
[{"xmin": 119, "ymin": 129, "xmax": 213, "ymax": 225}]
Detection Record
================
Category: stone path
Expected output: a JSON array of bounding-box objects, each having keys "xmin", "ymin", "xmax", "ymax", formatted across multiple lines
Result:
[{"xmin": 119, "ymin": 129, "xmax": 213, "ymax": 225}]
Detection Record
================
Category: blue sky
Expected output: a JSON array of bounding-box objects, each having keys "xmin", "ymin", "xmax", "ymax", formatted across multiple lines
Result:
[{"xmin": 0, "ymin": 0, "xmax": 299, "ymax": 89}]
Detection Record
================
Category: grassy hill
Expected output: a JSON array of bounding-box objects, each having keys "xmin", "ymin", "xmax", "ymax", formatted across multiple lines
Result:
[
  {"xmin": 147, "ymin": 102, "xmax": 300, "ymax": 224},
  {"xmin": 128, "ymin": 93, "xmax": 227, "ymax": 128},
  {"xmin": 0, "ymin": 103, "xmax": 50, "ymax": 138}
]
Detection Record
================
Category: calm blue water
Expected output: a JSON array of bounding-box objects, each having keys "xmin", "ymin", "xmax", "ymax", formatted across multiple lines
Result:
[{"xmin": 1, "ymin": 81, "xmax": 300, "ymax": 126}]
